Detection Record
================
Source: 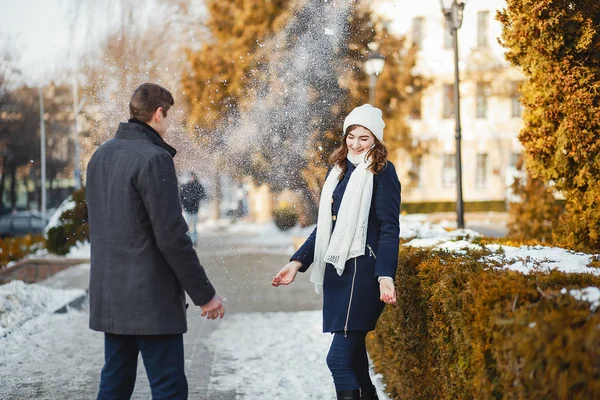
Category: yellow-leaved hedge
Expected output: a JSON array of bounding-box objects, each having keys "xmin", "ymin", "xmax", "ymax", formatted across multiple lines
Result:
[
  {"xmin": 367, "ymin": 244, "xmax": 600, "ymax": 399},
  {"xmin": 0, "ymin": 235, "xmax": 46, "ymax": 270}
]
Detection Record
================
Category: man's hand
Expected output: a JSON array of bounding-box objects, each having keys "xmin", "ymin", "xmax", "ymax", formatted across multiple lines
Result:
[
  {"xmin": 200, "ymin": 295, "xmax": 225, "ymax": 320},
  {"xmin": 272, "ymin": 261, "xmax": 303, "ymax": 287}
]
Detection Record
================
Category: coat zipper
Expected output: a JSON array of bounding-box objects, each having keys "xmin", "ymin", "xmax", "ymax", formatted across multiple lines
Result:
[
  {"xmin": 367, "ymin": 244, "xmax": 377, "ymax": 260},
  {"xmin": 344, "ymin": 258, "xmax": 358, "ymax": 337}
]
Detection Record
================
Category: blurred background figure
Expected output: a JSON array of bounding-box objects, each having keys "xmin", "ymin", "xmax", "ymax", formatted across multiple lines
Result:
[{"xmin": 180, "ymin": 172, "xmax": 207, "ymax": 244}]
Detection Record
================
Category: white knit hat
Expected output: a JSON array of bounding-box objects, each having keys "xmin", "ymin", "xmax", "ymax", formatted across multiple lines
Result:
[{"xmin": 343, "ymin": 104, "xmax": 385, "ymax": 142}]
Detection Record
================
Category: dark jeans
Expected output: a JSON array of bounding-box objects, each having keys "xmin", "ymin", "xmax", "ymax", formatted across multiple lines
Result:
[
  {"xmin": 326, "ymin": 331, "xmax": 373, "ymax": 391},
  {"xmin": 97, "ymin": 333, "xmax": 188, "ymax": 400}
]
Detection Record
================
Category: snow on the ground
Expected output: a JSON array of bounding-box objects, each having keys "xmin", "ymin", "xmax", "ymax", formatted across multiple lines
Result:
[
  {"xmin": 0, "ymin": 280, "xmax": 85, "ymax": 337},
  {"xmin": 39, "ymin": 263, "xmax": 90, "ymax": 290},
  {"xmin": 207, "ymin": 310, "xmax": 389, "ymax": 400},
  {"xmin": 0, "ymin": 308, "xmax": 104, "ymax": 400},
  {"xmin": 196, "ymin": 217, "xmax": 312, "ymax": 236},
  {"xmin": 2, "ymin": 218, "xmax": 599, "ymax": 398},
  {"xmin": 0, "ymin": 308, "xmax": 388, "ymax": 400},
  {"xmin": 401, "ymin": 213, "xmax": 481, "ymax": 241},
  {"xmin": 66, "ymin": 241, "xmax": 91, "ymax": 259},
  {"xmin": 196, "ymin": 220, "xmax": 312, "ymax": 255}
]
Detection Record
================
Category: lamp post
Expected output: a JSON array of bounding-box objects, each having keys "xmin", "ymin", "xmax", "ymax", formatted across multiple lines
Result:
[
  {"xmin": 364, "ymin": 47, "xmax": 385, "ymax": 105},
  {"xmin": 39, "ymin": 87, "xmax": 47, "ymax": 226},
  {"xmin": 440, "ymin": 0, "xmax": 466, "ymax": 229},
  {"xmin": 72, "ymin": 77, "xmax": 87, "ymax": 190}
]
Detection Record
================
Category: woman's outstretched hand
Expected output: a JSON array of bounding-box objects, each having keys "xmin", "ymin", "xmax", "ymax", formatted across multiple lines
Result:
[
  {"xmin": 379, "ymin": 279, "xmax": 397, "ymax": 305},
  {"xmin": 272, "ymin": 261, "xmax": 303, "ymax": 287}
]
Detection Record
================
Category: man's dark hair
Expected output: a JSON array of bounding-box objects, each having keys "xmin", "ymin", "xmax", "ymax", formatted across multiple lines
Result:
[{"xmin": 129, "ymin": 83, "xmax": 175, "ymax": 122}]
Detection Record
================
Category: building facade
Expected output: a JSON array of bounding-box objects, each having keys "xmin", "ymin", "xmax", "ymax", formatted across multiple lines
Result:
[{"xmin": 380, "ymin": 0, "xmax": 524, "ymax": 205}]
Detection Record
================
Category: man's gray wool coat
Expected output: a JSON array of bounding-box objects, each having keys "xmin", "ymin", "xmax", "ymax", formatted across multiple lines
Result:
[{"xmin": 86, "ymin": 120, "xmax": 216, "ymax": 335}]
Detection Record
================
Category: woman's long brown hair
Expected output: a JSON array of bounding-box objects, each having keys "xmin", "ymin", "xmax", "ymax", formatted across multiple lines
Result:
[{"xmin": 328, "ymin": 125, "xmax": 389, "ymax": 180}]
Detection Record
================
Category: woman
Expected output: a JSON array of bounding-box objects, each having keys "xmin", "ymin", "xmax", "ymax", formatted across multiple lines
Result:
[{"xmin": 272, "ymin": 104, "xmax": 401, "ymax": 400}]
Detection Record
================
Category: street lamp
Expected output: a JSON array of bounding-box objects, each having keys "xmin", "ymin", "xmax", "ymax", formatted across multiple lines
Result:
[
  {"xmin": 72, "ymin": 77, "xmax": 86, "ymax": 190},
  {"xmin": 364, "ymin": 47, "xmax": 385, "ymax": 105},
  {"xmin": 39, "ymin": 87, "xmax": 47, "ymax": 226},
  {"xmin": 440, "ymin": 0, "xmax": 467, "ymax": 229}
]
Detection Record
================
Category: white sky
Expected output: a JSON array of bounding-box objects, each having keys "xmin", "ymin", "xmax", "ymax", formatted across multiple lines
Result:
[
  {"xmin": 0, "ymin": 0, "xmax": 194, "ymax": 86},
  {"xmin": 0, "ymin": 0, "xmax": 76, "ymax": 84},
  {"xmin": 1, "ymin": 0, "xmax": 506, "ymax": 86},
  {"xmin": 0, "ymin": 0, "xmax": 135, "ymax": 85}
]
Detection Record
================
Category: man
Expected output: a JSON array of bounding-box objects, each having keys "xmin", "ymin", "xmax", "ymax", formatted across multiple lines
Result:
[
  {"xmin": 180, "ymin": 172, "xmax": 206, "ymax": 244},
  {"xmin": 86, "ymin": 83, "xmax": 224, "ymax": 400}
]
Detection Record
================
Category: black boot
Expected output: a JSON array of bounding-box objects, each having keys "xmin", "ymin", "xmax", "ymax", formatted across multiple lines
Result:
[
  {"xmin": 360, "ymin": 385, "xmax": 379, "ymax": 400},
  {"xmin": 336, "ymin": 389, "xmax": 361, "ymax": 400}
]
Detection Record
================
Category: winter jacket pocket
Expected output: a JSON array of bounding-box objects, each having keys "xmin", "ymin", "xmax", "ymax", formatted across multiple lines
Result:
[{"xmin": 367, "ymin": 244, "xmax": 377, "ymax": 260}]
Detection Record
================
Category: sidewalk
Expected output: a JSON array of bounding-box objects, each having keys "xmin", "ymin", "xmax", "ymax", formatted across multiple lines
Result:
[{"xmin": 0, "ymin": 229, "xmax": 390, "ymax": 399}]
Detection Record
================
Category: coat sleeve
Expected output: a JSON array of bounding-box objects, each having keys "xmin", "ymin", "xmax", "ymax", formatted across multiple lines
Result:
[
  {"xmin": 374, "ymin": 162, "xmax": 401, "ymax": 278},
  {"xmin": 137, "ymin": 153, "xmax": 216, "ymax": 306},
  {"xmin": 290, "ymin": 226, "xmax": 317, "ymax": 272}
]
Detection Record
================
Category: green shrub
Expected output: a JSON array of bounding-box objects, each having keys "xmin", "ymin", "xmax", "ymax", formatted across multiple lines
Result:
[
  {"xmin": 367, "ymin": 245, "xmax": 600, "ymax": 399},
  {"xmin": 272, "ymin": 205, "xmax": 299, "ymax": 231},
  {"xmin": 46, "ymin": 188, "xmax": 89, "ymax": 255},
  {"xmin": 402, "ymin": 201, "xmax": 506, "ymax": 214},
  {"xmin": 0, "ymin": 235, "xmax": 46, "ymax": 270}
]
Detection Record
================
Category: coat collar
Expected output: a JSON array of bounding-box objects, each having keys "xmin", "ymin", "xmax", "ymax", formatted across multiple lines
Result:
[
  {"xmin": 114, "ymin": 119, "xmax": 177, "ymax": 158},
  {"xmin": 345, "ymin": 158, "xmax": 357, "ymax": 173}
]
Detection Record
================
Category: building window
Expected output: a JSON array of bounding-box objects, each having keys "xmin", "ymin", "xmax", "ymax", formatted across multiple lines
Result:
[
  {"xmin": 410, "ymin": 156, "xmax": 423, "ymax": 187},
  {"xmin": 412, "ymin": 17, "xmax": 425, "ymax": 49},
  {"xmin": 511, "ymin": 81, "xmax": 523, "ymax": 118},
  {"xmin": 442, "ymin": 154, "xmax": 456, "ymax": 188},
  {"xmin": 475, "ymin": 153, "xmax": 488, "ymax": 189},
  {"xmin": 510, "ymin": 152, "xmax": 522, "ymax": 168},
  {"xmin": 443, "ymin": 84, "xmax": 454, "ymax": 119},
  {"xmin": 476, "ymin": 82, "xmax": 489, "ymax": 119},
  {"xmin": 409, "ymin": 93, "xmax": 422, "ymax": 120},
  {"xmin": 443, "ymin": 19, "xmax": 453, "ymax": 49},
  {"xmin": 477, "ymin": 11, "xmax": 489, "ymax": 47}
]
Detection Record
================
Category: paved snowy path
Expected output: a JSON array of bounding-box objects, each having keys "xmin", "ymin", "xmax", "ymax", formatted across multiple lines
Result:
[
  {"xmin": 0, "ymin": 305, "xmax": 387, "ymax": 399},
  {"xmin": 0, "ymin": 228, "xmax": 389, "ymax": 399}
]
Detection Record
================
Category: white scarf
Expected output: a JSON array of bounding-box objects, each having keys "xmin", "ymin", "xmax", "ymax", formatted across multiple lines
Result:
[{"xmin": 310, "ymin": 152, "xmax": 374, "ymax": 294}]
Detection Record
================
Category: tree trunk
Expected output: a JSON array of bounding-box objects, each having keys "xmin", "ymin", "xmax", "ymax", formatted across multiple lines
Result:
[
  {"xmin": 298, "ymin": 180, "xmax": 319, "ymax": 226},
  {"xmin": 33, "ymin": 177, "xmax": 40, "ymax": 212},
  {"xmin": 9, "ymin": 163, "xmax": 17, "ymax": 209},
  {"xmin": 27, "ymin": 178, "xmax": 33, "ymax": 209},
  {"xmin": 0, "ymin": 156, "xmax": 6, "ymax": 207},
  {"xmin": 212, "ymin": 171, "xmax": 222, "ymax": 220}
]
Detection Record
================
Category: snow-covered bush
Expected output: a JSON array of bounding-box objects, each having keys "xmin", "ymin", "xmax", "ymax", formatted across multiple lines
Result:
[
  {"xmin": 46, "ymin": 189, "xmax": 88, "ymax": 255},
  {"xmin": 367, "ymin": 239, "xmax": 600, "ymax": 399}
]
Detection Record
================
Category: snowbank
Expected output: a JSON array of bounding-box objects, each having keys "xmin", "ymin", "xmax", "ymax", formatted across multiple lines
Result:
[
  {"xmin": 405, "ymin": 236, "xmax": 599, "ymax": 277},
  {"xmin": 66, "ymin": 241, "xmax": 91, "ymax": 259},
  {"xmin": 0, "ymin": 280, "xmax": 85, "ymax": 337},
  {"xmin": 403, "ymin": 221, "xmax": 600, "ymax": 309}
]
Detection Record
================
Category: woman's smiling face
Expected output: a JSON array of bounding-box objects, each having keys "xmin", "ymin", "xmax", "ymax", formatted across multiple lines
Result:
[{"xmin": 346, "ymin": 126, "xmax": 375, "ymax": 156}]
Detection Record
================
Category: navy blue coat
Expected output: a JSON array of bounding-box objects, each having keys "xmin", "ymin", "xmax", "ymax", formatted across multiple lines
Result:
[{"xmin": 292, "ymin": 160, "xmax": 401, "ymax": 333}]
